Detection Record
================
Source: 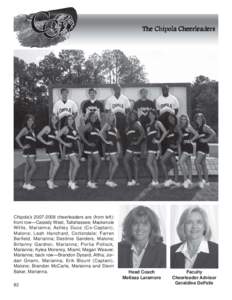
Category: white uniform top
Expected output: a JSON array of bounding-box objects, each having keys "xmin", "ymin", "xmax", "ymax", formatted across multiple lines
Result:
[
  {"xmin": 105, "ymin": 94, "xmax": 131, "ymax": 114},
  {"xmin": 53, "ymin": 99, "xmax": 78, "ymax": 120},
  {"xmin": 156, "ymin": 94, "xmax": 179, "ymax": 115}
]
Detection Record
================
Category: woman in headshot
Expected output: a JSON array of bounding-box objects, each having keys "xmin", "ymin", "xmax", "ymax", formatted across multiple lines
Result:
[
  {"xmin": 118, "ymin": 206, "xmax": 166, "ymax": 268},
  {"xmin": 37, "ymin": 114, "xmax": 61, "ymax": 189},
  {"xmin": 171, "ymin": 206, "xmax": 218, "ymax": 269},
  {"xmin": 15, "ymin": 114, "xmax": 37, "ymax": 190}
]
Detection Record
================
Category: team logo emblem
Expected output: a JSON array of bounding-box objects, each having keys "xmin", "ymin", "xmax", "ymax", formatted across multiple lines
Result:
[{"xmin": 32, "ymin": 10, "xmax": 76, "ymax": 38}]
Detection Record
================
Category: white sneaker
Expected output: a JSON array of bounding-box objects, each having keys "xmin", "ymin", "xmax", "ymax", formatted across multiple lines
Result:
[
  {"xmin": 87, "ymin": 181, "xmax": 92, "ymax": 188},
  {"xmin": 127, "ymin": 180, "xmax": 136, "ymax": 187},
  {"xmin": 183, "ymin": 180, "xmax": 190, "ymax": 189},
  {"xmin": 47, "ymin": 180, "xmax": 53, "ymax": 189},
  {"xmin": 70, "ymin": 182, "xmax": 78, "ymax": 190},
  {"xmin": 68, "ymin": 181, "xmax": 72, "ymax": 188},
  {"xmin": 105, "ymin": 180, "xmax": 117, "ymax": 188},
  {"xmin": 164, "ymin": 179, "xmax": 173, "ymax": 187},
  {"xmin": 199, "ymin": 181, "xmax": 204, "ymax": 189},
  {"xmin": 202, "ymin": 179, "xmax": 210, "ymax": 186},
  {"xmin": 22, "ymin": 183, "xmax": 28, "ymax": 189},
  {"xmin": 87, "ymin": 181, "xmax": 97, "ymax": 189},
  {"xmin": 131, "ymin": 179, "xmax": 140, "ymax": 186},
  {"xmin": 26, "ymin": 184, "xmax": 36, "ymax": 190},
  {"xmin": 172, "ymin": 181, "xmax": 181, "ymax": 187},
  {"xmin": 150, "ymin": 180, "xmax": 159, "ymax": 187}
]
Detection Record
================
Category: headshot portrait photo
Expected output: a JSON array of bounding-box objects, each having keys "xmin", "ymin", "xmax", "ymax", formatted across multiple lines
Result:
[
  {"xmin": 170, "ymin": 205, "xmax": 218, "ymax": 269},
  {"xmin": 118, "ymin": 205, "xmax": 166, "ymax": 268}
]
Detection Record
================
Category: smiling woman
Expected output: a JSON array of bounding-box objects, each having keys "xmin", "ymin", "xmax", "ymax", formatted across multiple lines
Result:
[
  {"xmin": 171, "ymin": 206, "xmax": 218, "ymax": 269},
  {"xmin": 118, "ymin": 206, "xmax": 166, "ymax": 268}
]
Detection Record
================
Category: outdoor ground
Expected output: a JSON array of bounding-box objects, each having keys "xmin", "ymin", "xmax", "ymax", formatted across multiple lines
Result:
[{"xmin": 14, "ymin": 145, "xmax": 218, "ymax": 201}]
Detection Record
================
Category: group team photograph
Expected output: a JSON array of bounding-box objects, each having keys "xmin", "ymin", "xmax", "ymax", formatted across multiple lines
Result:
[
  {"xmin": 15, "ymin": 84, "xmax": 217, "ymax": 198},
  {"xmin": 14, "ymin": 49, "xmax": 218, "ymax": 201}
]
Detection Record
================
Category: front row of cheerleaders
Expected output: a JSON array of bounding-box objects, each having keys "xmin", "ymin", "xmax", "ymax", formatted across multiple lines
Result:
[{"xmin": 15, "ymin": 111, "xmax": 216, "ymax": 190}]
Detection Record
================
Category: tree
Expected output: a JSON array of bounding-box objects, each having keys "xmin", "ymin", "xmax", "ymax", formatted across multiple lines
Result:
[
  {"xmin": 38, "ymin": 52, "xmax": 63, "ymax": 88},
  {"xmin": 84, "ymin": 53, "xmax": 105, "ymax": 84},
  {"xmin": 121, "ymin": 56, "xmax": 147, "ymax": 84},
  {"xmin": 58, "ymin": 50, "xmax": 86, "ymax": 83},
  {"xmin": 101, "ymin": 50, "xmax": 147, "ymax": 84},
  {"xmin": 191, "ymin": 75, "xmax": 218, "ymax": 134}
]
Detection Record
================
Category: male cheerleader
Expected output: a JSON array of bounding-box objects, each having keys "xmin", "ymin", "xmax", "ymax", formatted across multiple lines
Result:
[{"xmin": 105, "ymin": 84, "xmax": 131, "ymax": 153}]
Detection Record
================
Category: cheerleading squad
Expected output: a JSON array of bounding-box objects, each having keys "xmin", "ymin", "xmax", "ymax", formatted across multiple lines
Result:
[{"xmin": 15, "ymin": 86, "xmax": 216, "ymax": 191}]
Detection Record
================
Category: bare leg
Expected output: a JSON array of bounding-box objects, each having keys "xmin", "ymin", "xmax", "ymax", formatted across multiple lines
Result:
[
  {"xmin": 195, "ymin": 152, "xmax": 204, "ymax": 181},
  {"xmin": 161, "ymin": 151, "xmax": 172, "ymax": 181},
  {"xmin": 179, "ymin": 153, "xmax": 188, "ymax": 181},
  {"xmin": 202, "ymin": 155, "xmax": 208, "ymax": 182},
  {"xmin": 92, "ymin": 153, "xmax": 101, "ymax": 182},
  {"xmin": 49, "ymin": 160, "xmax": 53, "ymax": 181},
  {"xmin": 27, "ymin": 156, "xmax": 37, "ymax": 184},
  {"xmin": 24, "ymin": 158, "xmax": 30, "ymax": 184},
  {"xmin": 186, "ymin": 155, "xmax": 193, "ymax": 181},
  {"xmin": 68, "ymin": 158, "xmax": 73, "ymax": 182},
  {"xmin": 152, "ymin": 155, "xmax": 159, "ymax": 182},
  {"xmin": 133, "ymin": 155, "xmax": 139, "ymax": 182},
  {"xmin": 146, "ymin": 153, "xmax": 156, "ymax": 181},
  {"xmin": 70, "ymin": 155, "xmax": 80, "ymax": 182},
  {"xmin": 87, "ymin": 155, "xmax": 93, "ymax": 182},
  {"xmin": 108, "ymin": 158, "xmax": 113, "ymax": 179},
  {"xmin": 170, "ymin": 155, "xmax": 178, "ymax": 182},
  {"xmin": 123, "ymin": 152, "xmax": 133, "ymax": 181},
  {"xmin": 109, "ymin": 154, "xmax": 119, "ymax": 181},
  {"xmin": 49, "ymin": 154, "xmax": 60, "ymax": 182}
]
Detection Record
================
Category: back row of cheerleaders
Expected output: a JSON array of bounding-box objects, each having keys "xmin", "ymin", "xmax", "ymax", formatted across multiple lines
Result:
[{"xmin": 15, "ymin": 109, "xmax": 216, "ymax": 191}]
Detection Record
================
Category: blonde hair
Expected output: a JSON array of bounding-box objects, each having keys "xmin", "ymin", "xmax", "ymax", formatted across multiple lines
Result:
[{"xmin": 177, "ymin": 206, "xmax": 212, "ymax": 242}]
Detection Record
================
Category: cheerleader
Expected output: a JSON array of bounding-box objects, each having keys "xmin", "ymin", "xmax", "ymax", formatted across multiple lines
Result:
[
  {"xmin": 123, "ymin": 111, "xmax": 145, "ymax": 186},
  {"xmin": 146, "ymin": 111, "xmax": 167, "ymax": 186},
  {"xmin": 160, "ymin": 114, "xmax": 181, "ymax": 187},
  {"xmin": 57, "ymin": 115, "xmax": 81, "ymax": 190},
  {"xmin": 99, "ymin": 113, "xmax": 120, "ymax": 188},
  {"xmin": 37, "ymin": 115, "xmax": 61, "ymax": 189},
  {"xmin": 194, "ymin": 113, "xmax": 216, "ymax": 188},
  {"xmin": 81, "ymin": 112, "xmax": 101, "ymax": 189},
  {"xmin": 178, "ymin": 114, "xmax": 199, "ymax": 188},
  {"xmin": 15, "ymin": 114, "xmax": 37, "ymax": 190}
]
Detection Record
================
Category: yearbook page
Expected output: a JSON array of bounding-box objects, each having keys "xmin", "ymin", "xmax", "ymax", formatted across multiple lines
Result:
[{"xmin": 2, "ymin": 0, "xmax": 231, "ymax": 299}]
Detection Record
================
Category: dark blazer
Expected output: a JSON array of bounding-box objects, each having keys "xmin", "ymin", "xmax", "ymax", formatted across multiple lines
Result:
[
  {"xmin": 170, "ymin": 241, "xmax": 218, "ymax": 269},
  {"xmin": 118, "ymin": 240, "xmax": 166, "ymax": 268}
]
